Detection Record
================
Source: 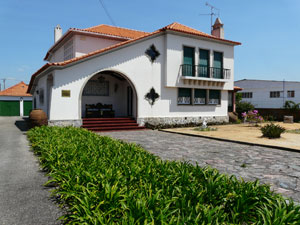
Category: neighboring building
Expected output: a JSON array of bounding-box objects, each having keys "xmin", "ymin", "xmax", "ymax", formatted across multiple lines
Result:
[
  {"xmin": 235, "ymin": 79, "xmax": 300, "ymax": 108},
  {"xmin": 28, "ymin": 19, "xmax": 241, "ymax": 127},
  {"xmin": 0, "ymin": 82, "xmax": 32, "ymax": 116}
]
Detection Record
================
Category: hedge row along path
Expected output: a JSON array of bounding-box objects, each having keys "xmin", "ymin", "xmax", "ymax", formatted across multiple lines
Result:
[
  {"xmin": 102, "ymin": 130, "xmax": 300, "ymax": 203},
  {"xmin": 27, "ymin": 126, "xmax": 300, "ymax": 224}
]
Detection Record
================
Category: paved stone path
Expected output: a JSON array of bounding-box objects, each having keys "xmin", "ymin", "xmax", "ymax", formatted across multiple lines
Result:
[
  {"xmin": 101, "ymin": 130, "xmax": 300, "ymax": 202},
  {"xmin": 0, "ymin": 117, "xmax": 62, "ymax": 225}
]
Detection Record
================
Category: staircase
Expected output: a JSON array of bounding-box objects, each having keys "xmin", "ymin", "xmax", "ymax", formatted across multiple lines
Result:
[{"xmin": 81, "ymin": 118, "xmax": 146, "ymax": 132}]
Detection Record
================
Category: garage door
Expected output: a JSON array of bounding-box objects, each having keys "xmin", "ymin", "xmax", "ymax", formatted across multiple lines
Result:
[
  {"xmin": 23, "ymin": 101, "xmax": 32, "ymax": 116},
  {"xmin": 0, "ymin": 101, "xmax": 20, "ymax": 116}
]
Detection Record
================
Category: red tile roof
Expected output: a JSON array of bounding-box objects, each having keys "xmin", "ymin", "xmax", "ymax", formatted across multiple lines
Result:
[
  {"xmin": 0, "ymin": 81, "xmax": 32, "ymax": 97},
  {"xmin": 234, "ymin": 86, "xmax": 243, "ymax": 91},
  {"xmin": 159, "ymin": 22, "xmax": 241, "ymax": 45},
  {"xmin": 81, "ymin": 24, "xmax": 149, "ymax": 39},
  {"xmin": 29, "ymin": 22, "xmax": 241, "ymax": 93}
]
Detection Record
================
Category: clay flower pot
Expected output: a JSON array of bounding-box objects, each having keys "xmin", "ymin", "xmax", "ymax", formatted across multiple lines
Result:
[{"xmin": 29, "ymin": 109, "xmax": 48, "ymax": 127}]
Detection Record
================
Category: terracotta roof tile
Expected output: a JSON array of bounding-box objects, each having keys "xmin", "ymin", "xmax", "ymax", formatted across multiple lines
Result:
[
  {"xmin": 29, "ymin": 23, "xmax": 241, "ymax": 93},
  {"xmin": 81, "ymin": 24, "xmax": 149, "ymax": 39},
  {"xmin": 0, "ymin": 81, "xmax": 32, "ymax": 96},
  {"xmin": 160, "ymin": 22, "xmax": 241, "ymax": 45}
]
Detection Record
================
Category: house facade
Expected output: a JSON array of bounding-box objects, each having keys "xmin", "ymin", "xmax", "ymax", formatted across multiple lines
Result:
[
  {"xmin": 28, "ymin": 19, "xmax": 240, "ymax": 127},
  {"xmin": 0, "ymin": 82, "xmax": 32, "ymax": 116},
  {"xmin": 235, "ymin": 79, "xmax": 300, "ymax": 109}
]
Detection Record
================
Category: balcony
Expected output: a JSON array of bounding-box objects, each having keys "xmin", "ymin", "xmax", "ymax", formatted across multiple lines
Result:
[
  {"xmin": 181, "ymin": 64, "xmax": 231, "ymax": 79},
  {"xmin": 180, "ymin": 64, "xmax": 230, "ymax": 86}
]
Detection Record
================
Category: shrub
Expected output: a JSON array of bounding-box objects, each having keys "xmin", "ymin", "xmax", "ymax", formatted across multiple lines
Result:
[
  {"xmin": 236, "ymin": 101, "xmax": 255, "ymax": 118},
  {"xmin": 27, "ymin": 126, "xmax": 300, "ymax": 224},
  {"xmin": 194, "ymin": 127, "xmax": 217, "ymax": 131},
  {"xmin": 242, "ymin": 110, "xmax": 264, "ymax": 125},
  {"xmin": 261, "ymin": 123, "xmax": 285, "ymax": 138}
]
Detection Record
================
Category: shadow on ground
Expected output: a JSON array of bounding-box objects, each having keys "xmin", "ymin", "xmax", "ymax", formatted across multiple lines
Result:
[{"xmin": 15, "ymin": 117, "xmax": 30, "ymax": 132}]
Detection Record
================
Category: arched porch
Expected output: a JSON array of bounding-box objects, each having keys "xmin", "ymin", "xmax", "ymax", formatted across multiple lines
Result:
[{"xmin": 80, "ymin": 70, "xmax": 137, "ymax": 119}]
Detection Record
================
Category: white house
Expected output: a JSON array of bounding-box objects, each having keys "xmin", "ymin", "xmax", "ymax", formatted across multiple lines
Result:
[
  {"xmin": 235, "ymin": 79, "xmax": 300, "ymax": 109},
  {"xmin": 0, "ymin": 82, "xmax": 32, "ymax": 116},
  {"xmin": 28, "ymin": 19, "xmax": 241, "ymax": 128}
]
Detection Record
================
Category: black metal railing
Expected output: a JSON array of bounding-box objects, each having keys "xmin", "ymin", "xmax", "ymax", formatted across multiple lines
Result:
[{"xmin": 181, "ymin": 64, "xmax": 231, "ymax": 79}]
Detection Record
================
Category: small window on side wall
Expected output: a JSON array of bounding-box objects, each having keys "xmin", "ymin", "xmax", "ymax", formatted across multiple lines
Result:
[
  {"xmin": 209, "ymin": 90, "xmax": 221, "ymax": 105},
  {"xmin": 287, "ymin": 90, "xmax": 295, "ymax": 98},
  {"xmin": 39, "ymin": 88, "xmax": 44, "ymax": 105},
  {"xmin": 178, "ymin": 88, "xmax": 192, "ymax": 105},
  {"xmin": 194, "ymin": 89, "xmax": 206, "ymax": 105}
]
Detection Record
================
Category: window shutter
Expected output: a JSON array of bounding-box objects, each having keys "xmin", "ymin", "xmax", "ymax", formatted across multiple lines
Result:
[
  {"xmin": 195, "ymin": 89, "xmax": 206, "ymax": 98},
  {"xmin": 179, "ymin": 88, "xmax": 191, "ymax": 97}
]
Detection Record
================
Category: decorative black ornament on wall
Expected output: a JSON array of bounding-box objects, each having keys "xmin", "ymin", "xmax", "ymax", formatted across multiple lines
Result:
[
  {"xmin": 145, "ymin": 44, "xmax": 160, "ymax": 62},
  {"xmin": 145, "ymin": 87, "xmax": 160, "ymax": 106}
]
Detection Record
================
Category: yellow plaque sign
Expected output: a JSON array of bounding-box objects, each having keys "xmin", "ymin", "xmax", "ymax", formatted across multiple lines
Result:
[{"xmin": 62, "ymin": 90, "xmax": 71, "ymax": 97}]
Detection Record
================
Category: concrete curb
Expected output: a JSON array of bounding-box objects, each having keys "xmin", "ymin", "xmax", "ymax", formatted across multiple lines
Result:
[{"xmin": 160, "ymin": 129, "xmax": 300, "ymax": 154}]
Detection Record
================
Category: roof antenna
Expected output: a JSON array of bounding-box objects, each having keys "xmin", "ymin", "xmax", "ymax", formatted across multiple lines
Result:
[{"xmin": 199, "ymin": 2, "xmax": 220, "ymax": 32}]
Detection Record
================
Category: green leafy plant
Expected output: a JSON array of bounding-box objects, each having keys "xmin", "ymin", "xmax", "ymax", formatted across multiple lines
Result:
[
  {"xmin": 27, "ymin": 126, "xmax": 300, "ymax": 224},
  {"xmin": 286, "ymin": 129, "xmax": 300, "ymax": 134},
  {"xmin": 236, "ymin": 101, "xmax": 255, "ymax": 118},
  {"xmin": 261, "ymin": 123, "xmax": 285, "ymax": 139},
  {"xmin": 284, "ymin": 100, "xmax": 300, "ymax": 111},
  {"xmin": 194, "ymin": 127, "xmax": 217, "ymax": 131}
]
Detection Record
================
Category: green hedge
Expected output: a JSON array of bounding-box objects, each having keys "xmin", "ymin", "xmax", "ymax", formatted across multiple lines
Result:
[{"xmin": 27, "ymin": 126, "xmax": 300, "ymax": 224}]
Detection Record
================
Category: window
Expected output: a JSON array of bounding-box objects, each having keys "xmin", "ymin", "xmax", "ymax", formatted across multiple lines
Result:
[
  {"xmin": 182, "ymin": 46, "xmax": 195, "ymax": 76},
  {"xmin": 83, "ymin": 80, "xmax": 109, "ymax": 96},
  {"xmin": 241, "ymin": 92, "xmax": 253, "ymax": 98},
  {"xmin": 194, "ymin": 89, "xmax": 206, "ymax": 104},
  {"xmin": 209, "ymin": 90, "xmax": 221, "ymax": 105},
  {"xmin": 198, "ymin": 49, "xmax": 210, "ymax": 78},
  {"xmin": 287, "ymin": 90, "xmax": 295, "ymax": 98},
  {"xmin": 213, "ymin": 51, "xmax": 223, "ymax": 79},
  {"xmin": 270, "ymin": 91, "xmax": 281, "ymax": 98},
  {"xmin": 178, "ymin": 88, "xmax": 192, "ymax": 104},
  {"xmin": 39, "ymin": 88, "xmax": 44, "ymax": 105},
  {"xmin": 64, "ymin": 40, "xmax": 73, "ymax": 60}
]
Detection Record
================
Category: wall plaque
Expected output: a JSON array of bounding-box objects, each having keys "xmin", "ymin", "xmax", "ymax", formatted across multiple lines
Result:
[{"xmin": 62, "ymin": 90, "xmax": 71, "ymax": 97}]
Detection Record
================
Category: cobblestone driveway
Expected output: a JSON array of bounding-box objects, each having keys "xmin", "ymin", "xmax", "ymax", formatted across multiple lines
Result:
[{"xmin": 101, "ymin": 130, "xmax": 300, "ymax": 202}]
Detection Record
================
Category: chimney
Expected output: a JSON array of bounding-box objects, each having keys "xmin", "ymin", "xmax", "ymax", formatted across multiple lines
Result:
[
  {"xmin": 211, "ymin": 18, "xmax": 224, "ymax": 39},
  {"xmin": 54, "ymin": 24, "xmax": 62, "ymax": 43}
]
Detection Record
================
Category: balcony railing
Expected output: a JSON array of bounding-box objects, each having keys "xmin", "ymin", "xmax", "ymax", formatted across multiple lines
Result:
[{"xmin": 181, "ymin": 64, "xmax": 231, "ymax": 79}]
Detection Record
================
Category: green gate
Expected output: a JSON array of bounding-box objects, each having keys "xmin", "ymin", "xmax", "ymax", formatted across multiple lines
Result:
[
  {"xmin": 0, "ymin": 101, "xmax": 20, "ymax": 116},
  {"xmin": 23, "ymin": 101, "xmax": 32, "ymax": 116}
]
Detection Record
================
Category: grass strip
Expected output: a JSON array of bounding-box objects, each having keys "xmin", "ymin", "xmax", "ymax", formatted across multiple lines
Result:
[{"xmin": 28, "ymin": 126, "xmax": 300, "ymax": 224}]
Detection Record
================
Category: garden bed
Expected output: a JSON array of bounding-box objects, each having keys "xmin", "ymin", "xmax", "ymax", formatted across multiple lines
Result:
[
  {"xmin": 164, "ymin": 122, "xmax": 300, "ymax": 151},
  {"xmin": 27, "ymin": 126, "xmax": 300, "ymax": 224}
]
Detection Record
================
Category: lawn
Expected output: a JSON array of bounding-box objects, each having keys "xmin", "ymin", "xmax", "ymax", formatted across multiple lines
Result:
[
  {"xmin": 28, "ymin": 126, "xmax": 300, "ymax": 224},
  {"xmin": 164, "ymin": 122, "xmax": 300, "ymax": 151}
]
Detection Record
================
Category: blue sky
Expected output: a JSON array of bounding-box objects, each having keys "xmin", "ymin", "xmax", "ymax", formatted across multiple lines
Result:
[{"xmin": 1, "ymin": 0, "xmax": 300, "ymax": 89}]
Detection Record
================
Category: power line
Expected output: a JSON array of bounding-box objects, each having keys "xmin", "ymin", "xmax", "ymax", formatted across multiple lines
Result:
[{"xmin": 98, "ymin": 0, "xmax": 117, "ymax": 26}]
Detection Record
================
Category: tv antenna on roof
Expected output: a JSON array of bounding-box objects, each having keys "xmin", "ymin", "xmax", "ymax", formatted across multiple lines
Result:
[{"xmin": 199, "ymin": 2, "xmax": 220, "ymax": 32}]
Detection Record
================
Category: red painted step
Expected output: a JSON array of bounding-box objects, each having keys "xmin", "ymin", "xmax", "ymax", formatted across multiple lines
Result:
[
  {"xmin": 82, "ymin": 123, "xmax": 139, "ymax": 128},
  {"xmin": 84, "ymin": 126, "xmax": 146, "ymax": 132},
  {"xmin": 81, "ymin": 117, "xmax": 145, "ymax": 132}
]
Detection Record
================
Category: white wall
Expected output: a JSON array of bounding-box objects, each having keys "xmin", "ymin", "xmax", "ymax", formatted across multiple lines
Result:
[
  {"xmin": 35, "ymin": 33, "xmax": 234, "ymax": 121},
  {"xmin": 74, "ymin": 35, "xmax": 121, "ymax": 58},
  {"xmin": 235, "ymin": 80, "xmax": 300, "ymax": 108},
  {"xmin": 165, "ymin": 33, "xmax": 235, "ymax": 90},
  {"xmin": 49, "ymin": 35, "xmax": 122, "ymax": 63}
]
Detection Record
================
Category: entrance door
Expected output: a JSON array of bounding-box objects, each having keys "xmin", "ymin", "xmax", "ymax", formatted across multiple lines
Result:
[{"xmin": 127, "ymin": 86, "xmax": 133, "ymax": 117}]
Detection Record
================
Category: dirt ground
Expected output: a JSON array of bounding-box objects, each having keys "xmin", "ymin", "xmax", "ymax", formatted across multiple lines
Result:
[{"xmin": 163, "ymin": 122, "xmax": 300, "ymax": 151}]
